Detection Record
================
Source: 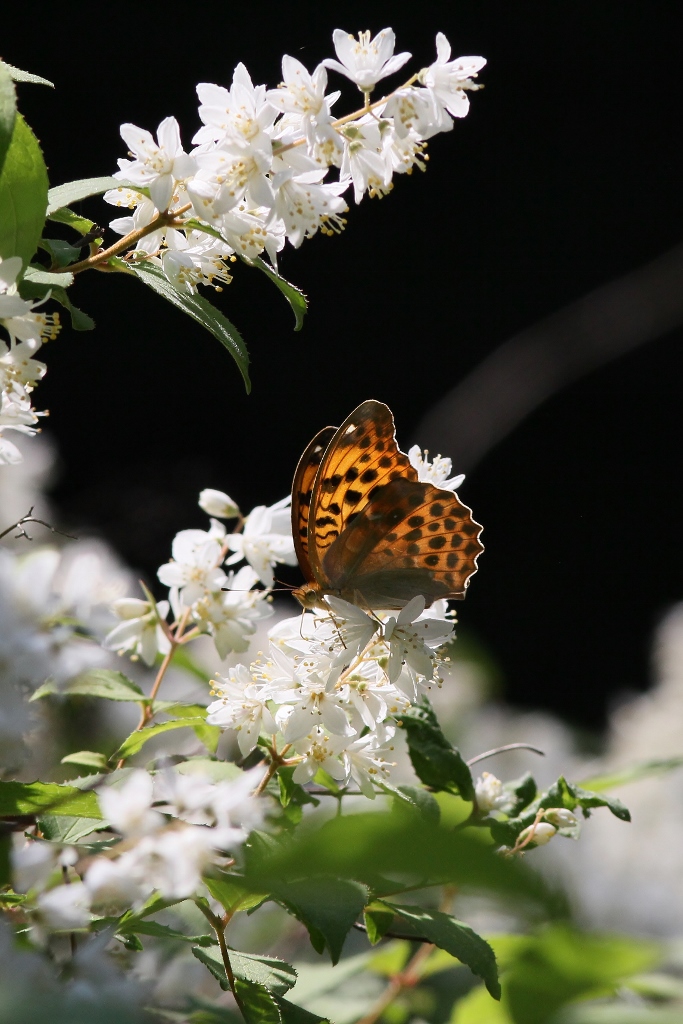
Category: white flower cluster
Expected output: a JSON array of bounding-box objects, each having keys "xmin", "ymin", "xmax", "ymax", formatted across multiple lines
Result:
[
  {"xmin": 13, "ymin": 765, "xmax": 266, "ymax": 931},
  {"xmin": 105, "ymin": 490, "xmax": 296, "ymax": 663},
  {"xmin": 207, "ymin": 592, "xmax": 456, "ymax": 797},
  {"xmin": 103, "ymin": 28, "xmax": 485, "ymax": 289},
  {"xmin": 0, "ymin": 256, "xmax": 60, "ymax": 465}
]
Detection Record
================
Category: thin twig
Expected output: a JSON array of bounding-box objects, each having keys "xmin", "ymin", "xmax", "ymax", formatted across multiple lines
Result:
[
  {"xmin": 194, "ymin": 900, "xmax": 245, "ymax": 1017},
  {"xmin": 65, "ymin": 203, "xmax": 192, "ymax": 274},
  {"xmin": 0, "ymin": 507, "xmax": 76, "ymax": 542},
  {"xmin": 466, "ymin": 742, "xmax": 546, "ymax": 767}
]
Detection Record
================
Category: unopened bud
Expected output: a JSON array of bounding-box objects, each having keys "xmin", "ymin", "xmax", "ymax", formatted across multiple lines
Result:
[
  {"xmin": 543, "ymin": 808, "xmax": 578, "ymax": 828},
  {"xmin": 111, "ymin": 597, "xmax": 150, "ymax": 620},
  {"xmin": 199, "ymin": 488, "xmax": 240, "ymax": 519},
  {"xmin": 519, "ymin": 821, "xmax": 556, "ymax": 846}
]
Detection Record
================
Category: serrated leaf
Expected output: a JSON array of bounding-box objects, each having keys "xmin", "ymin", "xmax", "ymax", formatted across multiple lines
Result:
[
  {"xmin": 37, "ymin": 813, "xmax": 107, "ymax": 842},
  {"xmin": 3, "ymin": 62, "xmax": 54, "ymax": 88},
  {"xmin": 46, "ymin": 176, "xmax": 146, "ymax": 215},
  {"xmin": 23, "ymin": 265, "xmax": 74, "ymax": 287},
  {"xmin": 38, "ymin": 238, "xmax": 81, "ymax": 267},
  {"xmin": 120, "ymin": 919, "xmax": 215, "ymax": 946},
  {"xmin": 397, "ymin": 697, "xmax": 474, "ymax": 800},
  {"xmin": 55, "ymin": 669, "xmax": 145, "ymax": 702},
  {"xmin": 192, "ymin": 946, "xmax": 297, "ymax": 996},
  {"xmin": 363, "ymin": 900, "xmax": 395, "ymax": 944},
  {"xmin": 0, "ymin": 114, "xmax": 49, "ymax": 268},
  {"xmin": 234, "ymin": 980, "xmax": 281, "ymax": 1024},
  {"xmin": 503, "ymin": 772, "xmax": 538, "ymax": 817},
  {"xmin": 0, "ymin": 780, "xmax": 102, "ymax": 818},
  {"xmin": 46, "ymin": 205, "xmax": 97, "ymax": 235},
  {"xmin": 249, "ymin": 256, "xmax": 307, "ymax": 331},
  {"xmin": 130, "ymin": 260, "xmax": 250, "ymax": 391},
  {"xmin": 114, "ymin": 717, "xmax": 207, "ymax": 760},
  {"xmin": 204, "ymin": 873, "xmax": 269, "ymax": 915},
  {"xmin": 388, "ymin": 902, "xmax": 501, "ymax": 999},
  {"xmin": 272, "ymin": 878, "xmax": 368, "ymax": 964},
  {"xmin": 0, "ymin": 62, "xmax": 17, "ymax": 180},
  {"xmin": 388, "ymin": 783, "xmax": 441, "ymax": 824},
  {"xmin": 246, "ymin": 810, "xmax": 562, "ymax": 915},
  {"xmin": 61, "ymin": 750, "xmax": 109, "ymax": 771}
]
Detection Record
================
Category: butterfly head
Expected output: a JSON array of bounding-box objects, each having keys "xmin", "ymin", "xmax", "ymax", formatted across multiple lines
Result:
[{"xmin": 293, "ymin": 584, "xmax": 323, "ymax": 610}]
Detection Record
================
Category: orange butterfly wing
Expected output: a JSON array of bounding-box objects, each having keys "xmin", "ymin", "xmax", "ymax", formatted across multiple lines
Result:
[
  {"xmin": 305, "ymin": 400, "xmax": 418, "ymax": 589},
  {"xmin": 295, "ymin": 399, "xmax": 484, "ymax": 610},
  {"xmin": 291, "ymin": 424, "xmax": 337, "ymax": 584}
]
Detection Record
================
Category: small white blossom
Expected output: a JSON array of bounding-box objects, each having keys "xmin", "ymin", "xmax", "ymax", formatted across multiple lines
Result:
[
  {"xmin": 115, "ymin": 117, "xmax": 196, "ymax": 212},
  {"xmin": 12, "ymin": 841, "xmax": 58, "ymax": 893},
  {"xmin": 157, "ymin": 528, "xmax": 227, "ymax": 607},
  {"xmin": 83, "ymin": 856, "xmax": 147, "ymax": 911},
  {"xmin": 225, "ymin": 496, "xmax": 296, "ymax": 587},
  {"xmin": 36, "ymin": 882, "xmax": 91, "ymax": 931},
  {"xmin": 207, "ymin": 663, "xmax": 278, "ymax": 755},
  {"xmin": 104, "ymin": 598, "xmax": 170, "ymax": 666},
  {"xmin": 323, "ymin": 28, "xmax": 411, "ymax": 92},
  {"xmin": 474, "ymin": 772, "xmax": 510, "ymax": 814},
  {"xmin": 408, "ymin": 445, "xmax": 465, "ymax": 491},
  {"xmin": 345, "ymin": 724, "xmax": 396, "ymax": 797},
  {"xmin": 421, "ymin": 34, "xmax": 486, "ymax": 119},
  {"xmin": 193, "ymin": 565, "xmax": 271, "ymax": 659},
  {"xmin": 199, "ymin": 488, "xmax": 240, "ymax": 519},
  {"xmin": 518, "ymin": 821, "xmax": 557, "ymax": 847},
  {"xmin": 127, "ymin": 826, "xmax": 215, "ymax": 899},
  {"xmin": 292, "ymin": 726, "xmax": 351, "ymax": 785},
  {"xmin": 544, "ymin": 808, "xmax": 579, "ymax": 829},
  {"xmin": 382, "ymin": 595, "xmax": 454, "ymax": 684},
  {"xmin": 97, "ymin": 769, "xmax": 165, "ymax": 838}
]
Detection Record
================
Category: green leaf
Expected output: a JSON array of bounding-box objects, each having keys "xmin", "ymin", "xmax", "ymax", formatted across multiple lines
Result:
[
  {"xmin": 0, "ymin": 62, "xmax": 17, "ymax": 180},
  {"xmin": 396, "ymin": 697, "xmax": 475, "ymax": 800},
  {"xmin": 37, "ymin": 814, "xmax": 107, "ymax": 843},
  {"xmin": 130, "ymin": 260, "xmax": 251, "ymax": 391},
  {"xmin": 38, "ymin": 238, "xmax": 81, "ymax": 267},
  {"xmin": 503, "ymin": 773, "xmax": 538, "ymax": 817},
  {"xmin": 363, "ymin": 900, "xmax": 396, "ymax": 945},
  {"xmin": 250, "ymin": 256, "xmax": 307, "ymax": 331},
  {"xmin": 30, "ymin": 283, "xmax": 95, "ymax": 330},
  {"xmin": 0, "ymin": 890, "xmax": 27, "ymax": 907},
  {"xmin": 46, "ymin": 205, "xmax": 97, "ymax": 235},
  {"xmin": 204, "ymin": 873, "xmax": 269, "ymax": 915},
  {"xmin": 35, "ymin": 668, "xmax": 145, "ymax": 703},
  {"xmin": 0, "ymin": 780, "xmax": 102, "ymax": 818},
  {"xmin": 60, "ymin": 750, "xmax": 109, "ymax": 771},
  {"xmin": 234, "ymin": 980, "xmax": 281, "ymax": 1024},
  {"xmin": 388, "ymin": 903, "xmax": 500, "ymax": 999},
  {"xmin": 578, "ymin": 757, "xmax": 683, "ymax": 793},
  {"xmin": 273, "ymin": 996, "xmax": 330, "ymax": 1024},
  {"xmin": 0, "ymin": 114, "xmax": 49, "ymax": 267},
  {"xmin": 192, "ymin": 946, "xmax": 297, "ymax": 996},
  {"xmin": 114, "ymin": 717, "xmax": 207, "ymax": 759},
  {"xmin": 22, "ymin": 265, "xmax": 73, "ymax": 287},
  {"xmin": 120, "ymin": 919, "xmax": 214, "ymax": 946},
  {"xmin": 0, "ymin": 833, "xmax": 10, "ymax": 886},
  {"xmin": 388, "ymin": 783, "xmax": 441, "ymax": 824},
  {"xmin": 246, "ymin": 810, "xmax": 562, "ymax": 915},
  {"xmin": 3, "ymin": 62, "xmax": 54, "ymax": 88},
  {"xmin": 273, "ymin": 877, "xmax": 368, "ymax": 964},
  {"xmin": 45, "ymin": 176, "xmax": 146, "ymax": 215},
  {"xmin": 569, "ymin": 783, "xmax": 630, "ymax": 822}
]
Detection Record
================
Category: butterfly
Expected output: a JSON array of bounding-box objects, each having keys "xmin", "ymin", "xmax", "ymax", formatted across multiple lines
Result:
[{"xmin": 291, "ymin": 400, "xmax": 484, "ymax": 611}]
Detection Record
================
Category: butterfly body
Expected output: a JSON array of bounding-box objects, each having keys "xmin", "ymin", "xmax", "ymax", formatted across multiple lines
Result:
[{"xmin": 292, "ymin": 401, "xmax": 483, "ymax": 612}]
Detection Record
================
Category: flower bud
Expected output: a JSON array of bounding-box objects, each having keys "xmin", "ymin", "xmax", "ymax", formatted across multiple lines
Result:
[
  {"xmin": 111, "ymin": 597, "xmax": 151, "ymax": 620},
  {"xmin": 543, "ymin": 808, "xmax": 578, "ymax": 828},
  {"xmin": 475, "ymin": 771, "xmax": 506, "ymax": 813},
  {"xmin": 199, "ymin": 488, "xmax": 240, "ymax": 519},
  {"xmin": 519, "ymin": 821, "xmax": 556, "ymax": 846}
]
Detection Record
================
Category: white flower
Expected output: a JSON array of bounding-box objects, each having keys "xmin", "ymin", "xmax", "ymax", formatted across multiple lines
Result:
[
  {"xmin": 323, "ymin": 28, "xmax": 411, "ymax": 92},
  {"xmin": 103, "ymin": 189, "xmax": 171, "ymax": 255},
  {"xmin": 421, "ymin": 34, "xmax": 486, "ymax": 119},
  {"xmin": 339, "ymin": 117, "xmax": 394, "ymax": 203},
  {"xmin": 0, "ymin": 338, "xmax": 47, "ymax": 394},
  {"xmin": 320, "ymin": 596, "xmax": 379, "ymax": 663},
  {"xmin": 36, "ymin": 882, "xmax": 91, "ymax": 931},
  {"xmin": 127, "ymin": 825, "xmax": 215, "ymax": 899},
  {"xmin": 199, "ymin": 488, "xmax": 240, "ymax": 520},
  {"xmin": 292, "ymin": 726, "xmax": 352, "ymax": 785},
  {"xmin": 209, "ymin": 766, "xmax": 266, "ymax": 840},
  {"xmin": 193, "ymin": 565, "xmax": 271, "ymax": 659},
  {"xmin": 474, "ymin": 772, "xmax": 510, "ymax": 814},
  {"xmin": 83, "ymin": 856, "xmax": 147, "ymax": 911},
  {"xmin": 97, "ymin": 770, "xmax": 165, "ymax": 838},
  {"xmin": 383, "ymin": 86, "xmax": 451, "ymax": 140},
  {"xmin": 104, "ymin": 598, "xmax": 170, "ymax": 666},
  {"xmin": 225, "ymin": 496, "xmax": 296, "ymax": 587},
  {"xmin": 345, "ymin": 724, "xmax": 396, "ymax": 797},
  {"xmin": 408, "ymin": 445, "xmax": 465, "ymax": 491},
  {"xmin": 382, "ymin": 596, "xmax": 454, "ymax": 684},
  {"xmin": 115, "ymin": 117, "xmax": 196, "ymax": 211},
  {"xmin": 272, "ymin": 168, "xmax": 348, "ymax": 248},
  {"xmin": 0, "ymin": 257, "xmax": 33, "ymax": 319},
  {"xmin": 207, "ymin": 663, "xmax": 278, "ymax": 756},
  {"xmin": 339, "ymin": 663, "xmax": 409, "ymax": 730},
  {"xmin": 12, "ymin": 841, "xmax": 58, "ymax": 893},
  {"xmin": 268, "ymin": 56, "xmax": 343, "ymax": 161},
  {"xmin": 157, "ymin": 528, "xmax": 227, "ymax": 607},
  {"xmin": 194, "ymin": 64, "xmax": 278, "ymax": 156},
  {"xmin": 0, "ymin": 391, "xmax": 39, "ymax": 465},
  {"xmin": 544, "ymin": 808, "xmax": 579, "ymax": 829},
  {"xmin": 274, "ymin": 653, "xmax": 353, "ymax": 743}
]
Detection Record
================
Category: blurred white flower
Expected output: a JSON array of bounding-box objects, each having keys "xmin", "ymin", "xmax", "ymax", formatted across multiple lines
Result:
[
  {"xmin": 193, "ymin": 564, "xmax": 272, "ymax": 658},
  {"xmin": 198, "ymin": 488, "xmax": 240, "ymax": 519},
  {"xmin": 12, "ymin": 840, "xmax": 58, "ymax": 893},
  {"xmin": 519, "ymin": 821, "xmax": 557, "ymax": 847},
  {"xmin": 474, "ymin": 771, "xmax": 509, "ymax": 814},
  {"xmin": 97, "ymin": 770, "xmax": 165, "ymax": 838},
  {"xmin": 104, "ymin": 597, "xmax": 170, "ymax": 666},
  {"xmin": 83, "ymin": 856, "xmax": 146, "ymax": 911},
  {"xmin": 36, "ymin": 882, "xmax": 91, "ymax": 931}
]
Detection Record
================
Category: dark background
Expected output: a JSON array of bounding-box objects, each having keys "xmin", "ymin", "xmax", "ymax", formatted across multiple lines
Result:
[{"xmin": 6, "ymin": 2, "xmax": 683, "ymax": 729}]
